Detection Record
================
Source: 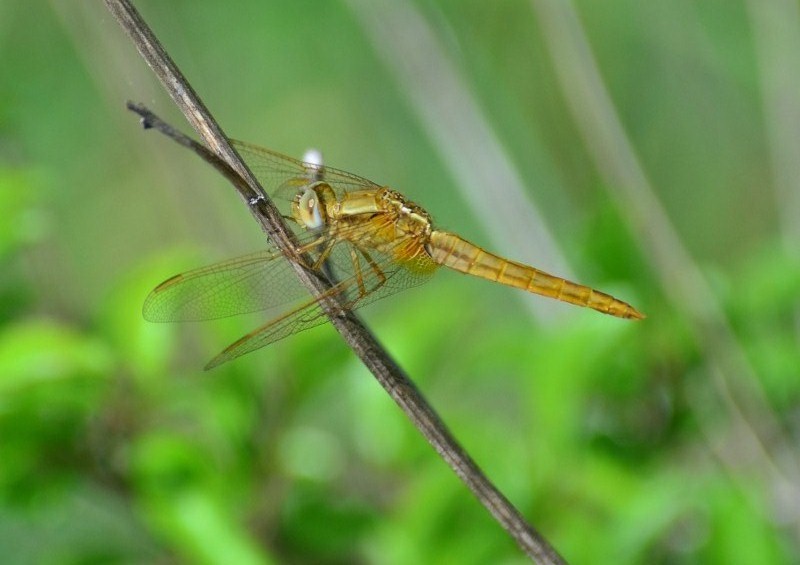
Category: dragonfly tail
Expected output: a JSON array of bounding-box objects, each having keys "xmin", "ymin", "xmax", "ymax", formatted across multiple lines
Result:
[{"xmin": 427, "ymin": 231, "xmax": 644, "ymax": 320}]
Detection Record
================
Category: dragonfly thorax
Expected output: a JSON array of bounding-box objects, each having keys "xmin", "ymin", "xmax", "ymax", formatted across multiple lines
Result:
[{"xmin": 381, "ymin": 189, "xmax": 433, "ymax": 239}]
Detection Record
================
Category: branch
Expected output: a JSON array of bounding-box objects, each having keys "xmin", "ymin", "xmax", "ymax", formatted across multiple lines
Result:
[{"xmin": 104, "ymin": 1, "xmax": 566, "ymax": 562}]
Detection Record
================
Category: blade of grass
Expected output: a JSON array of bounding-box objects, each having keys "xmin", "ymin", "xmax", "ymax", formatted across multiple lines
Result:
[
  {"xmin": 745, "ymin": 0, "xmax": 800, "ymax": 255},
  {"xmin": 531, "ymin": 0, "xmax": 800, "ymax": 531},
  {"xmin": 345, "ymin": 0, "xmax": 575, "ymax": 323}
]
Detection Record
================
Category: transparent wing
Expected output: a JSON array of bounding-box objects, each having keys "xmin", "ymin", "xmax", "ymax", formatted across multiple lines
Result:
[
  {"xmin": 142, "ymin": 222, "xmax": 383, "ymax": 322},
  {"xmin": 204, "ymin": 236, "xmax": 439, "ymax": 369},
  {"xmin": 143, "ymin": 248, "xmax": 303, "ymax": 323},
  {"xmin": 231, "ymin": 139, "xmax": 379, "ymax": 201}
]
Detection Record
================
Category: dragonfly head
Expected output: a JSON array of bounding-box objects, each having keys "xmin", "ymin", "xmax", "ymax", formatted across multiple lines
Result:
[{"xmin": 291, "ymin": 182, "xmax": 330, "ymax": 232}]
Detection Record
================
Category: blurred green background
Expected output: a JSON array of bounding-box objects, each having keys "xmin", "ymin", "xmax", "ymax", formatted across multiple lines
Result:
[{"xmin": 2, "ymin": 1, "xmax": 800, "ymax": 563}]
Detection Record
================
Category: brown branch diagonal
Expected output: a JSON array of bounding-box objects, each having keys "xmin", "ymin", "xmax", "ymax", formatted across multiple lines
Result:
[{"xmin": 103, "ymin": 1, "xmax": 565, "ymax": 562}]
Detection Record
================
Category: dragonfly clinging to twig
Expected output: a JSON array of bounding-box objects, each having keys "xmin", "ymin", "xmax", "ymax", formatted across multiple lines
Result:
[{"xmin": 143, "ymin": 140, "xmax": 644, "ymax": 369}]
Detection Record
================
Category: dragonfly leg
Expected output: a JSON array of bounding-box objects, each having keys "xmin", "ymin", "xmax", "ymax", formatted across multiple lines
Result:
[
  {"xmin": 358, "ymin": 248, "xmax": 387, "ymax": 287},
  {"xmin": 311, "ymin": 240, "xmax": 336, "ymax": 271},
  {"xmin": 338, "ymin": 247, "xmax": 388, "ymax": 311},
  {"xmin": 291, "ymin": 235, "xmax": 331, "ymax": 269},
  {"xmin": 295, "ymin": 236, "xmax": 327, "ymax": 256},
  {"xmin": 350, "ymin": 247, "xmax": 367, "ymax": 297}
]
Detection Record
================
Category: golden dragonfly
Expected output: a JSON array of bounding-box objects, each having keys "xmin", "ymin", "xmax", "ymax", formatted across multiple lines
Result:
[{"xmin": 144, "ymin": 140, "xmax": 644, "ymax": 369}]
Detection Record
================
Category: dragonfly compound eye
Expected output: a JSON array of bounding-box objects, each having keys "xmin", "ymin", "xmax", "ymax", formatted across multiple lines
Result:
[{"xmin": 298, "ymin": 187, "xmax": 325, "ymax": 230}]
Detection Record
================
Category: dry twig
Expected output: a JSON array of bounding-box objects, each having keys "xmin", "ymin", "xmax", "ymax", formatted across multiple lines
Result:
[{"xmin": 103, "ymin": 1, "xmax": 566, "ymax": 562}]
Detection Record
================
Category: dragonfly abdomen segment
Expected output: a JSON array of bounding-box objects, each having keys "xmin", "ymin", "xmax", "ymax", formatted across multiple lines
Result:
[{"xmin": 427, "ymin": 231, "xmax": 643, "ymax": 319}]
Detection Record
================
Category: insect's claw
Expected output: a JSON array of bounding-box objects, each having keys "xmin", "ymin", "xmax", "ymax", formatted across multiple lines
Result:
[{"xmin": 289, "ymin": 248, "xmax": 316, "ymax": 271}]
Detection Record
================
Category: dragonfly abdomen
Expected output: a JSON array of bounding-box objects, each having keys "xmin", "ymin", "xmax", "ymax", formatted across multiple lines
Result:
[{"xmin": 427, "ymin": 231, "xmax": 643, "ymax": 319}]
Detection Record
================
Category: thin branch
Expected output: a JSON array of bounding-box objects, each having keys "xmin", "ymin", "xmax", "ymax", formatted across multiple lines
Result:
[{"xmin": 103, "ymin": 1, "xmax": 565, "ymax": 562}]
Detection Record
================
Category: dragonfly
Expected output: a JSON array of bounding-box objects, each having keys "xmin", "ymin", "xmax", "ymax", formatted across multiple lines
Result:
[{"xmin": 143, "ymin": 140, "xmax": 644, "ymax": 369}]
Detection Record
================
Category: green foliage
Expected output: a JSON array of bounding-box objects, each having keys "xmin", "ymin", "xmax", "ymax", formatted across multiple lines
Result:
[{"xmin": 1, "ymin": 1, "xmax": 798, "ymax": 563}]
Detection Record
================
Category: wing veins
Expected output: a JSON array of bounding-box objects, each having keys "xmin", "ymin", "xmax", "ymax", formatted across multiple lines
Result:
[
  {"xmin": 204, "ymin": 237, "xmax": 436, "ymax": 368},
  {"xmin": 143, "ymin": 219, "xmax": 399, "ymax": 322}
]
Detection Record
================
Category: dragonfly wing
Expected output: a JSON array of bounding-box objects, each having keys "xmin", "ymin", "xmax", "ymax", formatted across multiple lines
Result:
[
  {"xmin": 142, "ymin": 218, "xmax": 411, "ymax": 323},
  {"xmin": 142, "ymin": 216, "xmax": 417, "ymax": 323},
  {"xmin": 143, "ymin": 230, "xmax": 332, "ymax": 322},
  {"xmin": 203, "ymin": 284, "xmax": 343, "ymax": 370},
  {"xmin": 322, "ymin": 237, "xmax": 437, "ymax": 301},
  {"xmin": 204, "ymin": 238, "xmax": 439, "ymax": 369},
  {"xmin": 231, "ymin": 139, "xmax": 379, "ymax": 200}
]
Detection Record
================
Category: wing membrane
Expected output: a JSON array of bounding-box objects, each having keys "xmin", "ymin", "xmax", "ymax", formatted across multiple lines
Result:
[
  {"xmin": 231, "ymin": 140, "xmax": 379, "ymax": 200},
  {"xmin": 143, "ymin": 248, "xmax": 302, "ymax": 322},
  {"xmin": 143, "ymin": 222, "xmax": 330, "ymax": 322},
  {"xmin": 204, "ymin": 237, "xmax": 438, "ymax": 369},
  {"xmin": 142, "ymin": 221, "xmax": 384, "ymax": 322}
]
